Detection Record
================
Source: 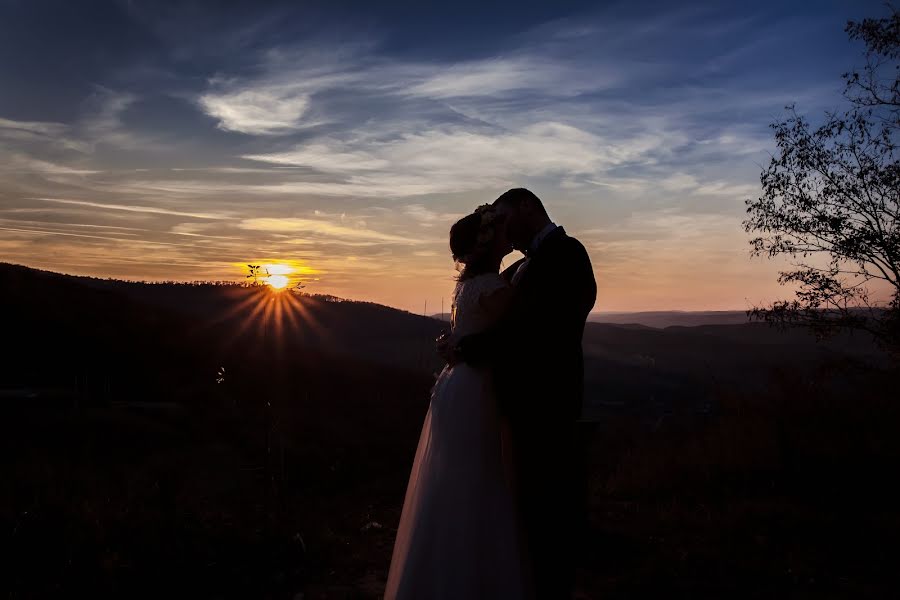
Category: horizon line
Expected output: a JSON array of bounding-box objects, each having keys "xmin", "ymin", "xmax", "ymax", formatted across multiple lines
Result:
[{"xmin": 1, "ymin": 262, "xmax": 753, "ymax": 316}]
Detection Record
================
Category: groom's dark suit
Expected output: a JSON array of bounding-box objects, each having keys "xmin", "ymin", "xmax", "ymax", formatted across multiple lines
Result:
[{"xmin": 458, "ymin": 226, "xmax": 596, "ymax": 599}]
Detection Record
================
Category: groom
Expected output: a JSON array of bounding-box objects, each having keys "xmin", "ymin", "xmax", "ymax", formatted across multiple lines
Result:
[{"xmin": 444, "ymin": 188, "xmax": 597, "ymax": 598}]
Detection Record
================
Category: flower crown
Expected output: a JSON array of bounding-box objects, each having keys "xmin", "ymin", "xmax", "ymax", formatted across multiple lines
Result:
[{"xmin": 459, "ymin": 204, "xmax": 498, "ymax": 265}]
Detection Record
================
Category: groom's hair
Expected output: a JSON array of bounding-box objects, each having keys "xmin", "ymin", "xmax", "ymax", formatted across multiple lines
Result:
[{"xmin": 493, "ymin": 187, "xmax": 548, "ymax": 216}]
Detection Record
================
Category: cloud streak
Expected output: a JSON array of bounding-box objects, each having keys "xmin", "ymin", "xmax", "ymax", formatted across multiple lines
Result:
[
  {"xmin": 28, "ymin": 198, "xmax": 234, "ymax": 220},
  {"xmin": 0, "ymin": 117, "xmax": 68, "ymax": 137},
  {"xmin": 240, "ymin": 120, "xmax": 688, "ymax": 197},
  {"xmin": 238, "ymin": 216, "xmax": 424, "ymax": 245}
]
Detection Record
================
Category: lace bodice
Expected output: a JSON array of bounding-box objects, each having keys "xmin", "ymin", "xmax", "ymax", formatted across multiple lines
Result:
[{"xmin": 450, "ymin": 273, "xmax": 508, "ymax": 337}]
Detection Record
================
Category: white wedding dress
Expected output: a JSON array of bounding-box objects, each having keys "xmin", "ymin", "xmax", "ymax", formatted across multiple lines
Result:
[{"xmin": 384, "ymin": 273, "xmax": 529, "ymax": 600}]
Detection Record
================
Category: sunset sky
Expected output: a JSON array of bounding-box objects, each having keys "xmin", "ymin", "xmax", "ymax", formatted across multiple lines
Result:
[{"xmin": 0, "ymin": 0, "xmax": 886, "ymax": 312}]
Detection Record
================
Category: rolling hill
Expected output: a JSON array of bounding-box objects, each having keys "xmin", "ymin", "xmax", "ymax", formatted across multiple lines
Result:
[
  {"xmin": 588, "ymin": 310, "xmax": 751, "ymax": 328},
  {"xmin": 2, "ymin": 262, "xmax": 886, "ymax": 419}
]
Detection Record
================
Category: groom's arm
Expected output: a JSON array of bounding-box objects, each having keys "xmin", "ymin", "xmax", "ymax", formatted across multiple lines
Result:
[
  {"xmin": 452, "ymin": 259, "xmax": 525, "ymax": 367},
  {"xmin": 548, "ymin": 237, "xmax": 596, "ymax": 330},
  {"xmin": 455, "ymin": 309, "xmax": 523, "ymax": 367},
  {"xmin": 472, "ymin": 239, "xmax": 593, "ymax": 365},
  {"xmin": 546, "ymin": 238, "xmax": 596, "ymax": 419}
]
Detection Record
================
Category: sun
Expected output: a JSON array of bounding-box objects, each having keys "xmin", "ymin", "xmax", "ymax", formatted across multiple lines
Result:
[
  {"xmin": 266, "ymin": 274, "xmax": 290, "ymax": 290},
  {"xmin": 257, "ymin": 263, "xmax": 293, "ymax": 290},
  {"xmin": 264, "ymin": 264, "xmax": 293, "ymax": 276},
  {"xmin": 240, "ymin": 260, "xmax": 318, "ymax": 292}
]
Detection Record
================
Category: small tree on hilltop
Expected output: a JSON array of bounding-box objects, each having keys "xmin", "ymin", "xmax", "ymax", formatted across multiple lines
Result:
[
  {"xmin": 246, "ymin": 264, "xmax": 269, "ymax": 287},
  {"xmin": 744, "ymin": 6, "xmax": 900, "ymax": 355}
]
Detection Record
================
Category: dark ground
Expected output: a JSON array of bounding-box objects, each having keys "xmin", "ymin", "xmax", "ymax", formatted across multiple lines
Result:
[{"xmin": 3, "ymin": 263, "xmax": 899, "ymax": 598}]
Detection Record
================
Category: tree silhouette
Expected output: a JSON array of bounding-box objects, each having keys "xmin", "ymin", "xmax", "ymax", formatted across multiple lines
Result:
[{"xmin": 744, "ymin": 6, "xmax": 900, "ymax": 355}]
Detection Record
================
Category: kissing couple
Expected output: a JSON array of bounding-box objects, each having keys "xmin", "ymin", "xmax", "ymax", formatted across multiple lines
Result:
[{"xmin": 385, "ymin": 188, "xmax": 597, "ymax": 599}]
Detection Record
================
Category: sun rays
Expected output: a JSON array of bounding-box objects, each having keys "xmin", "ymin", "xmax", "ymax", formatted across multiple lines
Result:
[{"xmin": 202, "ymin": 261, "xmax": 330, "ymax": 358}]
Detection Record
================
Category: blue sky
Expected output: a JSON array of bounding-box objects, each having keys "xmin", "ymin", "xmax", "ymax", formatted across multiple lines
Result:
[{"xmin": 0, "ymin": 0, "xmax": 888, "ymax": 311}]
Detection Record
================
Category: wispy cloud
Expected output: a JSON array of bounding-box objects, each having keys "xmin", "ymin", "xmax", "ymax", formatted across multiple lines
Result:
[
  {"xmin": 404, "ymin": 56, "xmax": 606, "ymax": 99},
  {"xmin": 659, "ymin": 173, "xmax": 759, "ymax": 198},
  {"xmin": 198, "ymin": 88, "xmax": 310, "ymax": 134},
  {"xmin": 0, "ymin": 225, "xmax": 225, "ymax": 251},
  {"xmin": 244, "ymin": 141, "xmax": 389, "ymax": 171},
  {"xmin": 0, "ymin": 154, "xmax": 100, "ymax": 175},
  {"xmin": 28, "ymin": 197, "xmax": 234, "ymax": 220},
  {"xmin": 79, "ymin": 87, "xmax": 140, "ymax": 149},
  {"xmin": 0, "ymin": 117, "xmax": 89, "ymax": 152},
  {"xmin": 0, "ymin": 117, "xmax": 68, "ymax": 137},
  {"xmin": 238, "ymin": 216, "xmax": 424, "ymax": 245},
  {"xmin": 241, "ymin": 120, "xmax": 684, "ymax": 197},
  {"xmin": 193, "ymin": 33, "xmax": 629, "ymax": 136}
]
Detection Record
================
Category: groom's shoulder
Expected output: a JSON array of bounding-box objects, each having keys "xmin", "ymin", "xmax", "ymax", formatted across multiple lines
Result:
[
  {"xmin": 551, "ymin": 229, "xmax": 590, "ymax": 259},
  {"xmin": 501, "ymin": 257, "xmax": 526, "ymax": 281}
]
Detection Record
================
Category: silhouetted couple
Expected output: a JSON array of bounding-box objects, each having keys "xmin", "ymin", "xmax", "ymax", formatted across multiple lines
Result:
[{"xmin": 385, "ymin": 188, "xmax": 597, "ymax": 599}]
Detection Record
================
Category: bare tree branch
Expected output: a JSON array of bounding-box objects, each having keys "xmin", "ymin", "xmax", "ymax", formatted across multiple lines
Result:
[{"xmin": 744, "ymin": 6, "xmax": 900, "ymax": 357}]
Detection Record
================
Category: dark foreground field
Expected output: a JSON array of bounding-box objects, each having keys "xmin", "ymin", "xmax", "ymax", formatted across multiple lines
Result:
[{"xmin": 3, "ymin": 263, "xmax": 899, "ymax": 598}]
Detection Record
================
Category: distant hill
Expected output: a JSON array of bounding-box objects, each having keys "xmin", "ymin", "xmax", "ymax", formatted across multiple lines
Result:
[
  {"xmin": 1, "ymin": 263, "xmax": 887, "ymax": 420},
  {"xmin": 0, "ymin": 263, "xmax": 442, "ymax": 597},
  {"xmin": 589, "ymin": 310, "xmax": 751, "ymax": 328},
  {"xmin": 1, "ymin": 263, "xmax": 445, "ymax": 379},
  {"xmin": 579, "ymin": 320, "xmax": 886, "ymax": 417},
  {"xmin": 435, "ymin": 310, "xmax": 751, "ymax": 328}
]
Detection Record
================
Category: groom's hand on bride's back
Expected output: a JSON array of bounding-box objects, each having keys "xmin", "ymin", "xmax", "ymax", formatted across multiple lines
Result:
[{"xmin": 435, "ymin": 330, "xmax": 463, "ymax": 366}]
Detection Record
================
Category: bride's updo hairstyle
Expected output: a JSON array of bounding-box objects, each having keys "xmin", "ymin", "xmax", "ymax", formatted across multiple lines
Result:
[{"xmin": 450, "ymin": 204, "xmax": 498, "ymax": 281}]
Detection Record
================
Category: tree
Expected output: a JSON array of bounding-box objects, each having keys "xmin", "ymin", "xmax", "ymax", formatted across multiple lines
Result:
[{"xmin": 744, "ymin": 6, "xmax": 900, "ymax": 355}]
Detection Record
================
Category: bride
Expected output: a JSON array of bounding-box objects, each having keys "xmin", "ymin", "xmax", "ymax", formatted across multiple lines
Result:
[{"xmin": 384, "ymin": 204, "xmax": 530, "ymax": 599}]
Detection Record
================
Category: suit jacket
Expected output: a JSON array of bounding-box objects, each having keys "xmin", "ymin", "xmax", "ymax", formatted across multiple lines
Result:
[{"xmin": 458, "ymin": 226, "xmax": 597, "ymax": 429}]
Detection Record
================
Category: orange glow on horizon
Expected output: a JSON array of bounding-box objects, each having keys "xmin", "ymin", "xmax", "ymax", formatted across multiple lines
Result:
[{"xmin": 236, "ymin": 260, "xmax": 321, "ymax": 292}]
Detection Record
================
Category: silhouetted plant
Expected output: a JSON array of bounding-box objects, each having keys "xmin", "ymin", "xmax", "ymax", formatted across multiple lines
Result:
[
  {"xmin": 246, "ymin": 264, "xmax": 270, "ymax": 287},
  {"xmin": 744, "ymin": 6, "xmax": 900, "ymax": 356}
]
